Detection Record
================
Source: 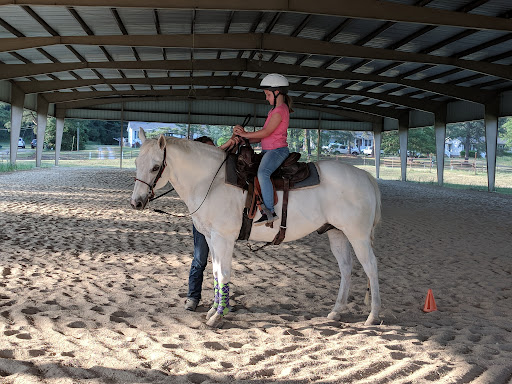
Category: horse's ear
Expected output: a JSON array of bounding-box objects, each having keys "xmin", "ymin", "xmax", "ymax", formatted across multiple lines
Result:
[
  {"xmin": 158, "ymin": 134, "xmax": 166, "ymax": 150},
  {"xmin": 139, "ymin": 128, "xmax": 146, "ymax": 143}
]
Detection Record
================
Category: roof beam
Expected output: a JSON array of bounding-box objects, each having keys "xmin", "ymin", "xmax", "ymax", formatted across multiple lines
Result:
[
  {"xmin": 45, "ymin": 88, "xmax": 404, "ymax": 120},
  {"xmin": 55, "ymin": 92, "xmax": 388, "ymax": 123},
  {"xmin": 0, "ymin": 58, "xmax": 497, "ymax": 103},
  {"xmin": 2, "ymin": 33, "xmax": 511, "ymax": 81},
  {"xmin": 15, "ymin": 75, "xmax": 443, "ymax": 112},
  {"xmin": 1, "ymin": 0, "xmax": 511, "ymax": 32}
]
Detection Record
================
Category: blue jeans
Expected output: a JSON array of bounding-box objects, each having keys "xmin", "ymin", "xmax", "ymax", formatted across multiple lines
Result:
[
  {"xmin": 258, "ymin": 147, "xmax": 289, "ymax": 212},
  {"xmin": 188, "ymin": 225, "xmax": 209, "ymax": 301}
]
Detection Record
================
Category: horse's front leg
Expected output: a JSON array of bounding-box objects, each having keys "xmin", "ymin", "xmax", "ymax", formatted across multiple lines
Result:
[{"xmin": 205, "ymin": 231, "xmax": 235, "ymax": 328}]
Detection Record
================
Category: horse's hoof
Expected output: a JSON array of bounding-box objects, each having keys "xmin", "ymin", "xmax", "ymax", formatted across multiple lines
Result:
[
  {"xmin": 206, "ymin": 312, "xmax": 223, "ymax": 328},
  {"xmin": 327, "ymin": 311, "xmax": 341, "ymax": 321},
  {"xmin": 206, "ymin": 307, "xmax": 217, "ymax": 321},
  {"xmin": 364, "ymin": 314, "xmax": 380, "ymax": 326}
]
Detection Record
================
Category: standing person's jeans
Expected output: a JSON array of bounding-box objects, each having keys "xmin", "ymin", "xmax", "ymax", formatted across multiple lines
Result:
[
  {"xmin": 258, "ymin": 146, "xmax": 290, "ymax": 213},
  {"xmin": 188, "ymin": 225, "xmax": 209, "ymax": 301}
]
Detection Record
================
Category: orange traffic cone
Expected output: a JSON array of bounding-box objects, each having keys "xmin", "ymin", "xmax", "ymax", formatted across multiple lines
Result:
[{"xmin": 423, "ymin": 289, "xmax": 437, "ymax": 312}]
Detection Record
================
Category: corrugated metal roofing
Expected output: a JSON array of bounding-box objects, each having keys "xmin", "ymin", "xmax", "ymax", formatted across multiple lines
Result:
[{"xmin": 0, "ymin": 0, "xmax": 510, "ymax": 129}]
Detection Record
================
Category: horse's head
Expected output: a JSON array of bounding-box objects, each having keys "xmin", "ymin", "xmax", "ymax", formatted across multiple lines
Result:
[{"xmin": 130, "ymin": 128, "xmax": 168, "ymax": 210}]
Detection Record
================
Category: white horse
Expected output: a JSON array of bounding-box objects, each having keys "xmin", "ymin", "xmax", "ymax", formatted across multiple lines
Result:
[{"xmin": 130, "ymin": 129, "xmax": 381, "ymax": 327}]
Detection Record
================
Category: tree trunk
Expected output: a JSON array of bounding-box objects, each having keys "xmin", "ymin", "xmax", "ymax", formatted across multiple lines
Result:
[
  {"xmin": 465, "ymin": 135, "xmax": 471, "ymax": 161},
  {"xmin": 305, "ymin": 129, "xmax": 311, "ymax": 156}
]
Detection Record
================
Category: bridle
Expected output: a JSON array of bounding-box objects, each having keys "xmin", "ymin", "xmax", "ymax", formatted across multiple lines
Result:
[{"xmin": 134, "ymin": 146, "xmax": 168, "ymax": 201}]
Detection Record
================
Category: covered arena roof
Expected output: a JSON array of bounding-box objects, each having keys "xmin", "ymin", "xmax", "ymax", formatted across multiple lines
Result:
[{"xmin": 1, "ymin": 0, "xmax": 512, "ymax": 130}]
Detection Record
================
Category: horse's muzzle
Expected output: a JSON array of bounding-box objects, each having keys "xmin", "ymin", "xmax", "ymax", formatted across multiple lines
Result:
[{"xmin": 130, "ymin": 196, "xmax": 148, "ymax": 210}]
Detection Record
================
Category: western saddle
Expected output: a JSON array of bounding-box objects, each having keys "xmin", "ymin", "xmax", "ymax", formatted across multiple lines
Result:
[{"xmin": 225, "ymin": 141, "xmax": 320, "ymax": 245}]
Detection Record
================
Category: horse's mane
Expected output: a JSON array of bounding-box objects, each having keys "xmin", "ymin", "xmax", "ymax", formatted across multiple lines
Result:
[{"xmin": 165, "ymin": 136, "xmax": 225, "ymax": 160}]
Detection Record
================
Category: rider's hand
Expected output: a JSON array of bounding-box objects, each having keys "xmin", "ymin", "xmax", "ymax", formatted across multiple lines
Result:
[{"xmin": 233, "ymin": 125, "xmax": 246, "ymax": 137}]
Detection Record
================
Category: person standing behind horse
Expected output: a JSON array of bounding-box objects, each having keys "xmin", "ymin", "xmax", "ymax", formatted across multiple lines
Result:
[
  {"xmin": 234, "ymin": 73, "xmax": 293, "ymax": 226},
  {"xmin": 185, "ymin": 135, "xmax": 239, "ymax": 311}
]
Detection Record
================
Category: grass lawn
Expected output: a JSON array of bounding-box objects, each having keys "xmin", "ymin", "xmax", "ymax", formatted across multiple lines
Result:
[{"xmin": 2, "ymin": 146, "xmax": 512, "ymax": 194}]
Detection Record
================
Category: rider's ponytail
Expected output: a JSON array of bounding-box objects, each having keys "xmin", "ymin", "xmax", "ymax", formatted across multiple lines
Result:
[{"xmin": 284, "ymin": 94, "xmax": 294, "ymax": 113}]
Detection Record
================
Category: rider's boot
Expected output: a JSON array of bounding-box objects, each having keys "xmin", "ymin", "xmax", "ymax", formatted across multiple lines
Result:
[{"xmin": 254, "ymin": 205, "xmax": 279, "ymax": 226}]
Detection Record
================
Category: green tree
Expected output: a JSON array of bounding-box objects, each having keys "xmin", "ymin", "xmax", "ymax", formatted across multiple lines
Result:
[
  {"xmin": 502, "ymin": 117, "xmax": 512, "ymax": 149},
  {"xmin": 408, "ymin": 126, "xmax": 436, "ymax": 156},
  {"xmin": 45, "ymin": 119, "xmax": 89, "ymax": 150},
  {"xmin": 381, "ymin": 126, "xmax": 439, "ymax": 157},
  {"xmin": 0, "ymin": 103, "xmax": 10, "ymax": 142},
  {"xmin": 381, "ymin": 130, "xmax": 399, "ymax": 154},
  {"xmin": 287, "ymin": 128, "xmax": 304, "ymax": 153},
  {"xmin": 85, "ymin": 120, "xmax": 125, "ymax": 145},
  {"xmin": 447, "ymin": 121, "xmax": 486, "ymax": 160},
  {"xmin": 0, "ymin": 105, "xmax": 38, "ymax": 142}
]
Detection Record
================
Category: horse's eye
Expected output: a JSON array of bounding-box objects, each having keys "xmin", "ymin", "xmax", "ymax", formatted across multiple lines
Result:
[{"xmin": 151, "ymin": 165, "xmax": 160, "ymax": 172}]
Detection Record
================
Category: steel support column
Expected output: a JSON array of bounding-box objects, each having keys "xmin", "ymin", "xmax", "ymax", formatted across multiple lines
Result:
[
  {"xmin": 36, "ymin": 95, "xmax": 49, "ymax": 167},
  {"xmin": 9, "ymin": 85, "xmax": 25, "ymax": 165},
  {"xmin": 398, "ymin": 116, "xmax": 409, "ymax": 182},
  {"xmin": 55, "ymin": 109, "xmax": 65, "ymax": 166},
  {"xmin": 485, "ymin": 101, "xmax": 499, "ymax": 192},
  {"xmin": 317, "ymin": 113, "xmax": 322, "ymax": 162},
  {"xmin": 373, "ymin": 122, "xmax": 383, "ymax": 179},
  {"xmin": 434, "ymin": 110, "xmax": 447, "ymax": 186},
  {"xmin": 120, "ymin": 102, "xmax": 124, "ymax": 169}
]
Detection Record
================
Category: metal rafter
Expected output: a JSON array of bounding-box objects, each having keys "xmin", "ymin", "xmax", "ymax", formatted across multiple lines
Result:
[
  {"xmin": 373, "ymin": 3, "xmax": 507, "ymax": 80},
  {"xmin": 219, "ymin": 11, "xmax": 235, "ymax": 60},
  {"xmin": 14, "ymin": 75, "xmax": 443, "ymax": 113},
  {"xmin": 52, "ymin": 89, "xmax": 396, "ymax": 122},
  {"xmin": 7, "ymin": 7, "xmax": 80, "ymax": 81},
  {"xmin": 1, "ymin": 0, "xmax": 511, "ymax": 32},
  {"xmin": 111, "ymin": 7, "xmax": 147, "ymax": 84},
  {"xmin": 67, "ymin": 7, "xmax": 122, "ymax": 90},
  {"xmin": 2, "ymin": 33, "xmax": 511, "ymax": 81},
  {"xmin": 248, "ymin": 11, "xmax": 280, "ymax": 61},
  {"xmin": 0, "ymin": 58, "xmax": 497, "ymax": 103},
  {"xmin": 268, "ymin": 13, "xmax": 312, "ymax": 62},
  {"xmin": 153, "ymin": 9, "xmax": 166, "ymax": 61}
]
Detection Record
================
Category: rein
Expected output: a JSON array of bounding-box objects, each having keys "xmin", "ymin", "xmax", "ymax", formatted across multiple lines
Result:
[{"xmin": 153, "ymin": 155, "xmax": 228, "ymax": 218}]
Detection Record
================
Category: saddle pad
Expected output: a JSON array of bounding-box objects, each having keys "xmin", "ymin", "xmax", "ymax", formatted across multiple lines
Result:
[{"xmin": 225, "ymin": 154, "xmax": 320, "ymax": 190}]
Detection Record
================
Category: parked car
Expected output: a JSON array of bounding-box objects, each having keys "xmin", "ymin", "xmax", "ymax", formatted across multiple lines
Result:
[
  {"xmin": 325, "ymin": 143, "xmax": 360, "ymax": 155},
  {"xmin": 362, "ymin": 147, "xmax": 385, "ymax": 156},
  {"xmin": 31, "ymin": 139, "xmax": 37, "ymax": 149},
  {"xmin": 18, "ymin": 138, "xmax": 25, "ymax": 148},
  {"xmin": 398, "ymin": 149, "xmax": 421, "ymax": 158}
]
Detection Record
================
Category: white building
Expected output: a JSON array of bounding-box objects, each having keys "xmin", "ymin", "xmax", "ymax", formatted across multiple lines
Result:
[
  {"xmin": 127, "ymin": 121, "xmax": 185, "ymax": 147},
  {"xmin": 444, "ymin": 137, "xmax": 507, "ymax": 158}
]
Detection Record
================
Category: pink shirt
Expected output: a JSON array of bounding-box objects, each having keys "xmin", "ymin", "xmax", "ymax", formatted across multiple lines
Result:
[{"xmin": 261, "ymin": 104, "xmax": 289, "ymax": 150}]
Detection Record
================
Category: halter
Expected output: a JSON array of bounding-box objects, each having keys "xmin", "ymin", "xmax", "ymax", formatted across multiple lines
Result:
[{"xmin": 134, "ymin": 146, "xmax": 167, "ymax": 201}]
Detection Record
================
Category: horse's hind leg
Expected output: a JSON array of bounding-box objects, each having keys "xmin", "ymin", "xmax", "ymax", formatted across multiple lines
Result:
[
  {"xmin": 350, "ymin": 238, "xmax": 381, "ymax": 325},
  {"xmin": 327, "ymin": 229, "xmax": 353, "ymax": 321}
]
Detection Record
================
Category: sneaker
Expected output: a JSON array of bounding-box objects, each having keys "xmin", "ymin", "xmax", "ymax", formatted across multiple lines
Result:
[
  {"xmin": 254, "ymin": 212, "xmax": 278, "ymax": 226},
  {"xmin": 267, "ymin": 212, "xmax": 279, "ymax": 224},
  {"xmin": 184, "ymin": 298, "xmax": 199, "ymax": 311}
]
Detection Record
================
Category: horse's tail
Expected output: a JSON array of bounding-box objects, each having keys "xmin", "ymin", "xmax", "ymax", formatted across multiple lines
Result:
[{"xmin": 367, "ymin": 173, "xmax": 381, "ymax": 246}]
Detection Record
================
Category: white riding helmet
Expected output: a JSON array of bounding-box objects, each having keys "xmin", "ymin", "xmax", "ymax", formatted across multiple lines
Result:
[{"xmin": 260, "ymin": 73, "xmax": 289, "ymax": 94}]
